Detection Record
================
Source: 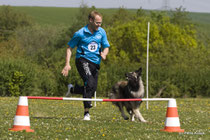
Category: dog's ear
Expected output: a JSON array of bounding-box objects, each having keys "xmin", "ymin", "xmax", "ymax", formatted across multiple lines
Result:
[
  {"xmin": 125, "ymin": 73, "xmax": 128, "ymax": 77},
  {"xmin": 137, "ymin": 67, "xmax": 142, "ymax": 75}
]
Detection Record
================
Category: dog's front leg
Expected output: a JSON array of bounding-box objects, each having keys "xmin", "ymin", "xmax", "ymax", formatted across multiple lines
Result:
[
  {"xmin": 127, "ymin": 110, "xmax": 135, "ymax": 121},
  {"xmin": 118, "ymin": 103, "xmax": 129, "ymax": 120},
  {"xmin": 133, "ymin": 109, "xmax": 147, "ymax": 123},
  {"xmin": 131, "ymin": 112, "xmax": 135, "ymax": 121}
]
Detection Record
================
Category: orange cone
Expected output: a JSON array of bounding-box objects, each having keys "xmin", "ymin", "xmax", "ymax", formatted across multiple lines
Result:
[
  {"xmin": 161, "ymin": 99, "xmax": 184, "ymax": 132},
  {"xmin": 9, "ymin": 96, "xmax": 34, "ymax": 132}
]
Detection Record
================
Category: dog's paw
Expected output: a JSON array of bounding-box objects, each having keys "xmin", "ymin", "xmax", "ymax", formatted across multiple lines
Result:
[
  {"xmin": 141, "ymin": 119, "xmax": 147, "ymax": 123},
  {"xmin": 123, "ymin": 116, "xmax": 129, "ymax": 120}
]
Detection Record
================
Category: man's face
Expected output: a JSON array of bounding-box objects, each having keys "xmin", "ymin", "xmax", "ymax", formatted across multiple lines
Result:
[{"xmin": 90, "ymin": 15, "xmax": 102, "ymax": 31}]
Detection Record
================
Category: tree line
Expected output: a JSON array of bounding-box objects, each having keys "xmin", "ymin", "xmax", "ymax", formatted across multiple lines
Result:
[{"xmin": 0, "ymin": 5, "xmax": 209, "ymax": 97}]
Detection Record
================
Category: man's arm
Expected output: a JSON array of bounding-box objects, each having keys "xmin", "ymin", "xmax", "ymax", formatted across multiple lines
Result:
[
  {"xmin": 61, "ymin": 47, "xmax": 73, "ymax": 77},
  {"xmin": 101, "ymin": 47, "xmax": 109, "ymax": 60}
]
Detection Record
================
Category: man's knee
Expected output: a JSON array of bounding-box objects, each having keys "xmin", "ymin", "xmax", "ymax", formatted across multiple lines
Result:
[{"xmin": 86, "ymin": 78, "xmax": 97, "ymax": 91}]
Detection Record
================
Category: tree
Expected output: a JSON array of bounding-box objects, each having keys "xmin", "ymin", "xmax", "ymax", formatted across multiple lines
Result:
[
  {"xmin": 136, "ymin": 7, "xmax": 146, "ymax": 17},
  {"xmin": 170, "ymin": 6, "xmax": 192, "ymax": 27},
  {"xmin": 110, "ymin": 7, "xmax": 133, "ymax": 25}
]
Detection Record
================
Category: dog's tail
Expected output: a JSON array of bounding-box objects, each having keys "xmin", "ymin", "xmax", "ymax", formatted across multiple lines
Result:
[{"xmin": 109, "ymin": 84, "xmax": 120, "ymax": 99}]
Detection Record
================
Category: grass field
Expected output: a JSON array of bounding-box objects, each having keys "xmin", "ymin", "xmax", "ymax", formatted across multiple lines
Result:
[
  {"xmin": 9, "ymin": 6, "xmax": 210, "ymax": 29},
  {"xmin": 11, "ymin": 6, "xmax": 79, "ymax": 26},
  {"xmin": 0, "ymin": 97, "xmax": 209, "ymax": 139},
  {"xmin": 9, "ymin": 6, "xmax": 136, "ymax": 26},
  {"xmin": 1, "ymin": 6, "xmax": 210, "ymax": 37},
  {"xmin": 188, "ymin": 12, "xmax": 210, "ymax": 36}
]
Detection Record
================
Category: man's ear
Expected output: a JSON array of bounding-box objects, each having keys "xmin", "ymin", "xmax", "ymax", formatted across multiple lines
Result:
[{"xmin": 89, "ymin": 18, "xmax": 94, "ymax": 23}]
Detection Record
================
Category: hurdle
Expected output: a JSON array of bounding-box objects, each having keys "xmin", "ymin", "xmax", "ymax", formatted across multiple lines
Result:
[
  {"xmin": 9, "ymin": 96, "xmax": 184, "ymax": 133},
  {"xmin": 27, "ymin": 96, "xmax": 172, "ymax": 102}
]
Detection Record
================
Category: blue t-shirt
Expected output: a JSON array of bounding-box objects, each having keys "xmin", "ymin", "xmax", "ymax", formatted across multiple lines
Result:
[{"xmin": 68, "ymin": 25, "xmax": 110, "ymax": 65}]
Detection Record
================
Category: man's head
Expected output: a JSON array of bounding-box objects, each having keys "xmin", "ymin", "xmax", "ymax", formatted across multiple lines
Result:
[{"xmin": 88, "ymin": 11, "xmax": 102, "ymax": 32}]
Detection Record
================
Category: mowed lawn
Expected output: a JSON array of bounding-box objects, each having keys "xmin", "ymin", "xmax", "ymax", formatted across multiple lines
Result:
[{"xmin": 0, "ymin": 97, "xmax": 209, "ymax": 139}]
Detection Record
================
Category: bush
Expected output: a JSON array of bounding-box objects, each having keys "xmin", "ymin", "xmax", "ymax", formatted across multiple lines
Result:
[
  {"xmin": 0, "ymin": 58, "xmax": 58, "ymax": 96},
  {"xmin": 105, "ymin": 12, "xmax": 210, "ymax": 98},
  {"xmin": 7, "ymin": 71, "xmax": 24, "ymax": 97},
  {"xmin": 14, "ymin": 24, "xmax": 65, "ymax": 65}
]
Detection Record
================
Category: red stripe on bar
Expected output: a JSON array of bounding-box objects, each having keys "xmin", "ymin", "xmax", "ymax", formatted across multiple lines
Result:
[
  {"xmin": 103, "ymin": 99, "xmax": 142, "ymax": 102},
  {"xmin": 27, "ymin": 96, "xmax": 63, "ymax": 100}
]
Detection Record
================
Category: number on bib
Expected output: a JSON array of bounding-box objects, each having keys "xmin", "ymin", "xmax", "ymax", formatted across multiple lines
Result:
[{"xmin": 88, "ymin": 42, "xmax": 98, "ymax": 52}]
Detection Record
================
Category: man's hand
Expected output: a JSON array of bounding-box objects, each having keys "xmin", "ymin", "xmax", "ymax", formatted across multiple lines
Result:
[
  {"xmin": 61, "ymin": 65, "xmax": 71, "ymax": 77},
  {"xmin": 100, "ymin": 52, "xmax": 107, "ymax": 60},
  {"xmin": 62, "ymin": 47, "xmax": 72, "ymax": 77},
  {"xmin": 100, "ymin": 48, "xmax": 109, "ymax": 60}
]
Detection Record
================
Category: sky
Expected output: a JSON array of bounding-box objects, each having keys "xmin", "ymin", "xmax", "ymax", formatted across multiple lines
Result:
[{"xmin": 0, "ymin": 0, "xmax": 210, "ymax": 13}]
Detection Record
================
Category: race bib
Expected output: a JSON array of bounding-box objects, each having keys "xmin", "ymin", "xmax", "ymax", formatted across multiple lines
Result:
[{"xmin": 88, "ymin": 42, "xmax": 98, "ymax": 52}]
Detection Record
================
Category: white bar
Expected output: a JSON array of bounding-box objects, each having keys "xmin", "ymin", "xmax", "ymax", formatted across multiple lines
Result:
[
  {"xmin": 63, "ymin": 97, "xmax": 103, "ymax": 102},
  {"xmin": 142, "ymin": 98, "xmax": 174, "ymax": 101},
  {"xmin": 14, "ymin": 116, "xmax": 30, "ymax": 126},
  {"xmin": 165, "ymin": 117, "xmax": 180, "ymax": 127},
  {"xmin": 146, "ymin": 22, "xmax": 150, "ymax": 110}
]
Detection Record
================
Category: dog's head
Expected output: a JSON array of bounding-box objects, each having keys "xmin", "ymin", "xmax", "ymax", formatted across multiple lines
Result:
[{"xmin": 125, "ymin": 67, "xmax": 142, "ymax": 83}]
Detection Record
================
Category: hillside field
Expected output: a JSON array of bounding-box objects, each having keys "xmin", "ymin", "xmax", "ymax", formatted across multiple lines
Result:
[{"xmin": 8, "ymin": 6, "xmax": 210, "ymax": 34}]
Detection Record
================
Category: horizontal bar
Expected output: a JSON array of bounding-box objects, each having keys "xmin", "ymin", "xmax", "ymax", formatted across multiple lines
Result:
[
  {"xmin": 26, "ymin": 96, "xmax": 174, "ymax": 102},
  {"xmin": 63, "ymin": 97, "xmax": 103, "ymax": 102},
  {"xmin": 27, "ymin": 96, "xmax": 63, "ymax": 100},
  {"xmin": 103, "ymin": 99, "xmax": 142, "ymax": 102},
  {"xmin": 142, "ymin": 98, "xmax": 174, "ymax": 101}
]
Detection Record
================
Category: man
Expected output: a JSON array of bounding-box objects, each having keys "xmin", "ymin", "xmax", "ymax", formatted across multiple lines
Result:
[{"xmin": 61, "ymin": 11, "xmax": 110, "ymax": 121}]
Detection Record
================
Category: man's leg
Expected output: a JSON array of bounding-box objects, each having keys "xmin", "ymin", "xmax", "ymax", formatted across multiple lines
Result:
[{"xmin": 75, "ymin": 58, "xmax": 99, "ymax": 120}]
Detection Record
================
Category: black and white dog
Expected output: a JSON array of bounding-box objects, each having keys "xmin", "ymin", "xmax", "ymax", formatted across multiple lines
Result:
[{"xmin": 109, "ymin": 67, "xmax": 147, "ymax": 122}]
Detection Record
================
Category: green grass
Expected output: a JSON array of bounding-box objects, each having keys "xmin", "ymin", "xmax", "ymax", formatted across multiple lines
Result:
[
  {"xmin": 10, "ymin": 6, "xmax": 79, "ymax": 26},
  {"xmin": 0, "ymin": 97, "xmax": 209, "ymax": 139},
  {"xmin": 1, "ymin": 6, "xmax": 209, "ymax": 37},
  {"xmin": 8, "ymin": 6, "xmax": 210, "ymax": 37},
  {"xmin": 9, "ymin": 7, "xmax": 210, "ymax": 25},
  {"xmin": 9, "ymin": 6, "xmax": 136, "ymax": 26},
  {"xmin": 189, "ymin": 12, "xmax": 210, "ymax": 35}
]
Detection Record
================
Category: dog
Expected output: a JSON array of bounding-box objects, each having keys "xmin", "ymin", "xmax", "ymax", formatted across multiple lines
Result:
[{"xmin": 109, "ymin": 67, "xmax": 147, "ymax": 122}]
